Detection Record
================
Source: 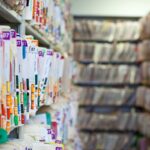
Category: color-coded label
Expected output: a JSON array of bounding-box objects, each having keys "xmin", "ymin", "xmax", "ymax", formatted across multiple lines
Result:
[
  {"xmin": 38, "ymin": 51, "xmax": 44, "ymax": 56},
  {"xmin": 10, "ymin": 30, "xmax": 16, "ymax": 38},
  {"xmin": 2, "ymin": 31, "xmax": 10, "ymax": 40},
  {"xmin": 22, "ymin": 40, "xmax": 28, "ymax": 47},
  {"xmin": 47, "ymin": 50, "xmax": 53, "ymax": 56},
  {"xmin": 56, "ymin": 147, "xmax": 62, "ymax": 150},
  {"xmin": 17, "ymin": 39, "xmax": 22, "ymax": 47},
  {"xmin": 47, "ymin": 129, "xmax": 51, "ymax": 134}
]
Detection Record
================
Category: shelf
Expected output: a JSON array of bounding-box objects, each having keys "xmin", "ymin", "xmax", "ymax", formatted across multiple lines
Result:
[
  {"xmin": 25, "ymin": 22, "xmax": 50, "ymax": 47},
  {"xmin": 73, "ymin": 39, "xmax": 141, "ymax": 43},
  {"xmin": 79, "ymin": 105, "xmax": 144, "ymax": 112},
  {"xmin": 74, "ymin": 82, "xmax": 141, "ymax": 88},
  {"xmin": 74, "ymin": 15, "xmax": 140, "ymax": 20},
  {"xmin": 79, "ymin": 129, "xmax": 138, "ymax": 134},
  {"xmin": 78, "ymin": 60, "xmax": 140, "ymax": 65},
  {"xmin": 0, "ymin": 1, "xmax": 22, "ymax": 23}
]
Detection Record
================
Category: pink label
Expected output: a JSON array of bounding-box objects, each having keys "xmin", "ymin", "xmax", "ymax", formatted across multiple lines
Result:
[
  {"xmin": 2, "ymin": 31, "xmax": 10, "ymax": 40},
  {"xmin": 22, "ymin": 40, "xmax": 28, "ymax": 47},
  {"xmin": 11, "ymin": 30, "xmax": 16, "ymax": 38},
  {"xmin": 17, "ymin": 39, "xmax": 21, "ymax": 47}
]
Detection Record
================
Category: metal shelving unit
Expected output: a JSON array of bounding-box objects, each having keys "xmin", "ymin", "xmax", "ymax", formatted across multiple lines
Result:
[
  {"xmin": 78, "ymin": 60, "xmax": 140, "ymax": 65},
  {"xmin": 74, "ymin": 39, "xmax": 141, "ymax": 43},
  {"xmin": 74, "ymin": 82, "xmax": 141, "ymax": 88},
  {"xmin": 80, "ymin": 129, "xmax": 139, "ymax": 134},
  {"xmin": 74, "ymin": 16, "xmax": 144, "ymax": 149},
  {"xmin": 79, "ymin": 105, "xmax": 144, "ymax": 113}
]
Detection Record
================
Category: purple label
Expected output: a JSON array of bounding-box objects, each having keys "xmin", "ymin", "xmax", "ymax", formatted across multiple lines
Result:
[
  {"xmin": 47, "ymin": 50, "xmax": 53, "ymax": 56},
  {"xmin": 22, "ymin": 40, "xmax": 28, "ymax": 47},
  {"xmin": 56, "ymin": 53, "xmax": 60, "ymax": 58},
  {"xmin": 17, "ymin": 39, "xmax": 21, "ymax": 47},
  {"xmin": 11, "ymin": 30, "xmax": 16, "ymax": 38},
  {"xmin": 56, "ymin": 147, "xmax": 62, "ymax": 150},
  {"xmin": 2, "ymin": 31, "xmax": 10, "ymax": 40},
  {"xmin": 55, "ymin": 140, "xmax": 62, "ymax": 144},
  {"xmin": 47, "ymin": 129, "xmax": 51, "ymax": 134},
  {"xmin": 38, "ymin": 51, "xmax": 44, "ymax": 56},
  {"xmin": 0, "ymin": 34, "xmax": 2, "ymax": 47},
  {"xmin": 50, "ymin": 92, "xmax": 53, "ymax": 97},
  {"xmin": 52, "ymin": 133, "xmax": 56, "ymax": 140}
]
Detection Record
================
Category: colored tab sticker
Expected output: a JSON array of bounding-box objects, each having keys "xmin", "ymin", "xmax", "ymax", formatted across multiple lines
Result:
[
  {"xmin": 22, "ymin": 40, "xmax": 28, "ymax": 47},
  {"xmin": 56, "ymin": 147, "xmax": 62, "ymax": 150},
  {"xmin": 38, "ymin": 51, "xmax": 44, "ymax": 56},
  {"xmin": 47, "ymin": 129, "xmax": 51, "ymax": 134},
  {"xmin": 17, "ymin": 39, "xmax": 22, "ymax": 47},
  {"xmin": 2, "ymin": 31, "xmax": 10, "ymax": 40},
  {"xmin": 10, "ymin": 30, "xmax": 16, "ymax": 38},
  {"xmin": 47, "ymin": 50, "xmax": 53, "ymax": 56}
]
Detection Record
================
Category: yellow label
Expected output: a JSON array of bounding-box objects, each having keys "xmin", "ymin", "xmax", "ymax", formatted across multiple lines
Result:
[
  {"xmin": 6, "ymin": 81, "xmax": 10, "ymax": 93},
  {"xmin": 2, "ymin": 84, "xmax": 6, "ymax": 96}
]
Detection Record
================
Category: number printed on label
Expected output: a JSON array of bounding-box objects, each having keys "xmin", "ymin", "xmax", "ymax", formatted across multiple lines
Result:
[
  {"xmin": 2, "ymin": 31, "xmax": 10, "ymax": 40},
  {"xmin": 11, "ymin": 31, "xmax": 16, "ymax": 38},
  {"xmin": 17, "ymin": 40, "xmax": 22, "ymax": 47}
]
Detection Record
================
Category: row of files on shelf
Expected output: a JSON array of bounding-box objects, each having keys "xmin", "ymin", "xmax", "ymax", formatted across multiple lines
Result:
[
  {"xmin": 78, "ymin": 109, "xmax": 150, "ymax": 138},
  {"xmin": 0, "ymin": 26, "xmax": 66, "ymax": 133},
  {"xmin": 74, "ymin": 40, "xmax": 150, "ymax": 63},
  {"xmin": 74, "ymin": 20, "xmax": 140, "ymax": 41},
  {"xmin": 74, "ymin": 14, "xmax": 150, "ymax": 42},
  {"xmin": 80, "ymin": 132, "xmax": 148, "ymax": 150},
  {"xmin": 74, "ymin": 63, "xmax": 150, "ymax": 84},
  {"xmin": 78, "ymin": 87, "xmax": 150, "ymax": 112}
]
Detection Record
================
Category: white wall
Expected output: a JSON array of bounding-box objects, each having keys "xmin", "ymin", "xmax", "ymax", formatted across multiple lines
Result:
[{"xmin": 72, "ymin": 0, "xmax": 150, "ymax": 17}]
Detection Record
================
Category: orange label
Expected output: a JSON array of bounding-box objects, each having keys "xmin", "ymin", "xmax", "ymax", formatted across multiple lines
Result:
[
  {"xmin": 6, "ymin": 121, "xmax": 11, "ymax": 132},
  {"xmin": 6, "ymin": 95, "xmax": 11, "ymax": 106},
  {"xmin": 31, "ymin": 94, "xmax": 35, "ymax": 101},
  {"xmin": 31, "ymin": 84, "xmax": 35, "ymax": 93},
  {"xmin": 32, "ymin": 40, "xmax": 39, "ymax": 46},
  {"xmin": 14, "ymin": 107, "xmax": 18, "ymax": 115}
]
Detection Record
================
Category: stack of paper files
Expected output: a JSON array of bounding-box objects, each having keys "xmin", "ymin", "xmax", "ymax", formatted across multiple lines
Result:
[
  {"xmin": 78, "ymin": 87, "xmax": 136, "ymax": 106},
  {"xmin": 74, "ymin": 64, "xmax": 140, "ymax": 84},
  {"xmin": 78, "ymin": 109, "xmax": 138, "ymax": 131},
  {"xmin": 74, "ymin": 20, "xmax": 140, "ymax": 41},
  {"xmin": 74, "ymin": 42, "xmax": 138, "ymax": 63}
]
